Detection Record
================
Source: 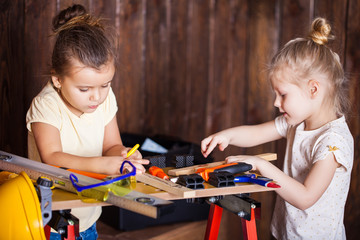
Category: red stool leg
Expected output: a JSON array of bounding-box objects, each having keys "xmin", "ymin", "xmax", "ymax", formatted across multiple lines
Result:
[
  {"xmin": 241, "ymin": 208, "xmax": 257, "ymax": 240},
  {"xmin": 64, "ymin": 224, "xmax": 76, "ymax": 240},
  {"xmin": 204, "ymin": 204, "xmax": 223, "ymax": 240},
  {"xmin": 44, "ymin": 225, "xmax": 51, "ymax": 240}
]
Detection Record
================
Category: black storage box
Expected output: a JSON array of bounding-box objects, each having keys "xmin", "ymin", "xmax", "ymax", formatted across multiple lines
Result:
[{"xmin": 99, "ymin": 133, "xmax": 213, "ymax": 231}]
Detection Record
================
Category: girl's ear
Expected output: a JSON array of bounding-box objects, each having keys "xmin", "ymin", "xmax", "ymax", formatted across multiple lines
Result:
[
  {"xmin": 308, "ymin": 79, "xmax": 320, "ymax": 98},
  {"xmin": 51, "ymin": 75, "xmax": 62, "ymax": 89}
]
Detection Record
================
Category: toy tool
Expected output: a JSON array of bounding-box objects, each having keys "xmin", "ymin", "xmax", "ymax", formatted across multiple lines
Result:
[
  {"xmin": 126, "ymin": 144, "xmax": 140, "ymax": 158},
  {"xmin": 234, "ymin": 174, "xmax": 280, "ymax": 188},
  {"xmin": 126, "ymin": 144, "xmax": 140, "ymax": 183},
  {"xmin": 196, "ymin": 162, "xmax": 252, "ymax": 181},
  {"xmin": 149, "ymin": 166, "xmax": 170, "ymax": 180}
]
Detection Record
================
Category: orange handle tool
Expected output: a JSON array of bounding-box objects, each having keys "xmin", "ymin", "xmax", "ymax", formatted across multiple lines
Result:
[
  {"xmin": 149, "ymin": 166, "xmax": 170, "ymax": 180},
  {"xmin": 196, "ymin": 162, "xmax": 252, "ymax": 181},
  {"xmin": 51, "ymin": 165, "xmax": 108, "ymax": 180}
]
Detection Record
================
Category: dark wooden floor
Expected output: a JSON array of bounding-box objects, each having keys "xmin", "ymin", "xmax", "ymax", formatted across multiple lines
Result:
[
  {"xmin": 97, "ymin": 219, "xmax": 207, "ymax": 240},
  {"xmin": 97, "ymin": 210, "xmax": 244, "ymax": 240}
]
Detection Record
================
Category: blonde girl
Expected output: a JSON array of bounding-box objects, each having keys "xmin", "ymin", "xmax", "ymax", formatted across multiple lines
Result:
[{"xmin": 201, "ymin": 18, "xmax": 353, "ymax": 239}]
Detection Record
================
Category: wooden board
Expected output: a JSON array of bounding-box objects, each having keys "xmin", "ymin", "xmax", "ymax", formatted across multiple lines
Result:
[
  {"xmin": 168, "ymin": 153, "xmax": 277, "ymax": 176},
  {"xmin": 133, "ymin": 153, "xmax": 277, "ymax": 199},
  {"xmin": 52, "ymin": 153, "xmax": 278, "ymax": 208},
  {"xmin": 136, "ymin": 173, "xmax": 196, "ymax": 198},
  {"xmin": 52, "ymin": 178, "xmax": 274, "ymax": 209}
]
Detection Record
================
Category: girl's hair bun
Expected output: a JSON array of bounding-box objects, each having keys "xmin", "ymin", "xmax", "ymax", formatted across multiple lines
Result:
[
  {"xmin": 52, "ymin": 4, "xmax": 87, "ymax": 31},
  {"xmin": 308, "ymin": 17, "xmax": 334, "ymax": 45}
]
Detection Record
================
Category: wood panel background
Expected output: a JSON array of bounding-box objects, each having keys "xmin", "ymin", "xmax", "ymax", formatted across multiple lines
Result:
[{"xmin": 1, "ymin": 0, "xmax": 359, "ymax": 239}]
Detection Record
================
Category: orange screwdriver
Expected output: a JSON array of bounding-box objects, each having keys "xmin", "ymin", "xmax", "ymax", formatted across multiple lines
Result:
[{"xmin": 149, "ymin": 166, "xmax": 170, "ymax": 180}]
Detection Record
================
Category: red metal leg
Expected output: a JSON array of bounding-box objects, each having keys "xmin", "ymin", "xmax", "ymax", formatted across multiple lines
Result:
[
  {"xmin": 204, "ymin": 204, "xmax": 223, "ymax": 240},
  {"xmin": 64, "ymin": 224, "xmax": 76, "ymax": 240},
  {"xmin": 241, "ymin": 208, "xmax": 257, "ymax": 240},
  {"xmin": 44, "ymin": 225, "xmax": 51, "ymax": 240},
  {"xmin": 44, "ymin": 224, "xmax": 76, "ymax": 240}
]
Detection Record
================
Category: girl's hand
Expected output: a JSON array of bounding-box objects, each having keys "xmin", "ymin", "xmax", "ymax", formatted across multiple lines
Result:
[
  {"xmin": 120, "ymin": 148, "xmax": 142, "ymax": 160},
  {"xmin": 102, "ymin": 156, "xmax": 149, "ymax": 175},
  {"xmin": 225, "ymin": 155, "xmax": 264, "ymax": 171},
  {"xmin": 126, "ymin": 158, "xmax": 149, "ymax": 174},
  {"xmin": 201, "ymin": 134, "xmax": 230, "ymax": 158},
  {"xmin": 119, "ymin": 148, "xmax": 149, "ymax": 173}
]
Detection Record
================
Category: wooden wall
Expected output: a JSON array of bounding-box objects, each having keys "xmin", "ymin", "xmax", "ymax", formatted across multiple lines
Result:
[{"xmin": 1, "ymin": 0, "xmax": 359, "ymax": 239}]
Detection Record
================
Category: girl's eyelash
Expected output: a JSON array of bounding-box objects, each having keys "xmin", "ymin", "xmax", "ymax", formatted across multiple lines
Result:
[
  {"xmin": 79, "ymin": 83, "xmax": 110, "ymax": 91},
  {"xmin": 102, "ymin": 82, "xmax": 111, "ymax": 88}
]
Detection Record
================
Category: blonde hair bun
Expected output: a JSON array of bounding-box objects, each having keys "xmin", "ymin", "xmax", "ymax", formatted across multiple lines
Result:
[{"xmin": 308, "ymin": 17, "xmax": 334, "ymax": 45}]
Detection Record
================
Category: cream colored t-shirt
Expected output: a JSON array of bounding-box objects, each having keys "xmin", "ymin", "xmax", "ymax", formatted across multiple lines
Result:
[
  {"xmin": 26, "ymin": 81, "xmax": 118, "ymax": 232},
  {"xmin": 271, "ymin": 115, "xmax": 353, "ymax": 240}
]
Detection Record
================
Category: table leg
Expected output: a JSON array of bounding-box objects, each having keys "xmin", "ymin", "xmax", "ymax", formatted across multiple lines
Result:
[
  {"xmin": 204, "ymin": 203, "xmax": 223, "ymax": 240},
  {"xmin": 44, "ymin": 223, "xmax": 76, "ymax": 240},
  {"xmin": 241, "ymin": 207, "xmax": 257, "ymax": 240},
  {"xmin": 44, "ymin": 225, "xmax": 51, "ymax": 240}
]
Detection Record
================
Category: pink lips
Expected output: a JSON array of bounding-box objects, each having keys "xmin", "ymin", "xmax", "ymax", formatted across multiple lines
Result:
[{"xmin": 89, "ymin": 105, "xmax": 98, "ymax": 109}]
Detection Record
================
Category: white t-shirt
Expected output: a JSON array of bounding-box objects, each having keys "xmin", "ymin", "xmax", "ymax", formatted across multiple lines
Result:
[
  {"xmin": 271, "ymin": 115, "xmax": 353, "ymax": 240},
  {"xmin": 26, "ymin": 81, "xmax": 118, "ymax": 232}
]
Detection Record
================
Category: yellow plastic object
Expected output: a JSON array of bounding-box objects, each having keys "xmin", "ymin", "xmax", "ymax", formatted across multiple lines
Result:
[
  {"xmin": 0, "ymin": 171, "xmax": 18, "ymax": 183},
  {"xmin": 0, "ymin": 171, "xmax": 46, "ymax": 239}
]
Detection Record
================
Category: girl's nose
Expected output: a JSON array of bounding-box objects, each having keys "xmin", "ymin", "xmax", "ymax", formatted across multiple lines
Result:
[
  {"xmin": 90, "ymin": 89, "xmax": 101, "ymax": 101},
  {"xmin": 273, "ymin": 95, "xmax": 280, "ymax": 108}
]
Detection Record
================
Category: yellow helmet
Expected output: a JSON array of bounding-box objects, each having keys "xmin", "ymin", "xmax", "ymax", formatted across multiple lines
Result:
[{"xmin": 0, "ymin": 171, "xmax": 46, "ymax": 239}]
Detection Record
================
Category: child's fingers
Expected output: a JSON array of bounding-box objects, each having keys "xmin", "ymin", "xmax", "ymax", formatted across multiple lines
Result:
[
  {"xmin": 218, "ymin": 142, "xmax": 229, "ymax": 151},
  {"xmin": 126, "ymin": 150, "xmax": 142, "ymax": 159},
  {"xmin": 225, "ymin": 156, "xmax": 237, "ymax": 163},
  {"xmin": 201, "ymin": 137, "xmax": 219, "ymax": 157},
  {"xmin": 120, "ymin": 148, "xmax": 128, "ymax": 158},
  {"xmin": 201, "ymin": 137, "xmax": 212, "ymax": 153},
  {"xmin": 134, "ymin": 163, "xmax": 147, "ymax": 173},
  {"xmin": 132, "ymin": 159, "xmax": 149, "ymax": 165},
  {"xmin": 122, "ymin": 161, "xmax": 148, "ymax": 174},
  {"xmin": 225, "ymin": 155, "xmax": 245, "ymax": 163}
]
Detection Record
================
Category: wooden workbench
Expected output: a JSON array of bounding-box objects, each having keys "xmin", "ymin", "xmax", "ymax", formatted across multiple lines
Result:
[
  {"xmin": 52, "ymin": 152, "xmax": 277, "ymax": 210},
  {"xmin": 52, "ymin": 180, "xmax": 274, "ymax": 210}
]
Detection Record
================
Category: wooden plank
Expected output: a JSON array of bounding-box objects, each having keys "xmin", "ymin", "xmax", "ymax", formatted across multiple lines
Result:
[
  {"xmin": 168, "ymin": 153, "xmax": 277, "ymax": 176},
  {"xmin": 24, "ymin": 0, "xmax": 57, "ymax": 119},
  {"xmin": 52, "ymin": 189, "xmax": 111, "ymax": 210},
  {"xmin": 136, "ymin": 172, "xmax": 196, "ymax": 198},
  {"xmin": 246, "ymin": 0, "xmax": 278, "ymax": 126},
  {"xmin": 185, "ymin": 0, "xmax": 210, "ymax": 143},
  {"xmin": 279, "ymin": 0, "xmax": 311, "ymax": 46},
  {"xmin": 52, "ymin": 175, "xmax": 275, "ymax": 207},
  {"xmin": 343, "ymin": 0, "xmax": 360, "ymax": 237},
  {"xmin": 167, "ymin": 0, "xmax": 189, "ymax": 139},
  {"xmin": 150, "ymin": 182, "xmax": 274, "ymax": 201},
  {"xmin": 205, "ymin": 0, "xmax": 232, "ymax": 137},
  {"xmin": 0, "ymin": 0, "xmax": 26, "ymax": 156},
  {"xmin": 313, "ymin": 0, "xmax": 348, "ymax": 62},
  {"xmin": 226, "ymin": 0, "xmax": 249, "ymax": 158},
  {"xmin": 114, "ymin": 0, "xmax": 146, "ymax": 134},
  {"xmin": 58, "ymin": 0, "xmax": 89, "ymax": 11},
  {"xmin": 143, "ymin": 0, "xmax": 169, "ymax": 135}
]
